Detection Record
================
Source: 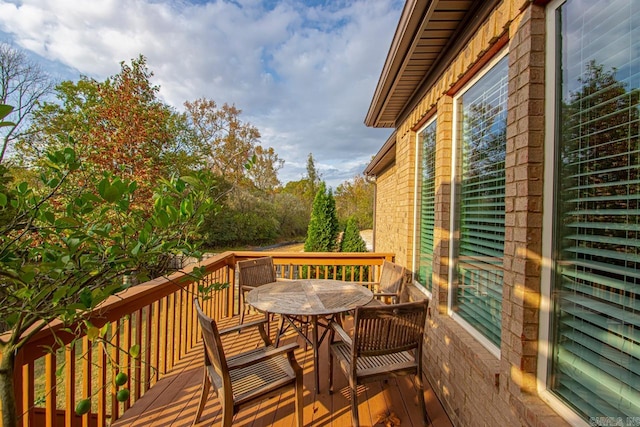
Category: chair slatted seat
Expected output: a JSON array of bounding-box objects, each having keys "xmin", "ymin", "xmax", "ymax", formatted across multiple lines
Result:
[
  {"xmin": 193, "ymin": 298, "xmax": 303, "ymax": 427},
  {"xmin": 329, "ymin": 299, "xmax": 429, "ymax": 427}
]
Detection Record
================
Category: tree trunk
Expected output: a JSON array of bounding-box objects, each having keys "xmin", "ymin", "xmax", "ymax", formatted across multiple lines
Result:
[{"xmin": 0, "ymin": 347, "xmax": 17, "ymax": 427}]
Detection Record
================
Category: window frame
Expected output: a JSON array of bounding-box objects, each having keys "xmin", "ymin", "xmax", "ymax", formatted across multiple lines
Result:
[
  {"xmin": 538, "ymin": 0, "xmax": 638, "ymax": 425},
  {"xmin": 447, "ymin": 48, "xmax": 509, "ymax": 359},
  {"xmin": 412, "ymin": 115, "xmax": 437, "ymax": 298}
]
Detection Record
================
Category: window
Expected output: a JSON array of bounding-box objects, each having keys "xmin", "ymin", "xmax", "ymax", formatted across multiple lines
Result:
[
  {"xmin": 451, "ymin": 52, "xmax": 508, "ymax": 351},
  {"xmin": 546, "ymin": 0, "xmax": 640, "ymax": 421},
  {"xmin": 415, "ymin": 118, "xmax": 436, "ymax": 293}
]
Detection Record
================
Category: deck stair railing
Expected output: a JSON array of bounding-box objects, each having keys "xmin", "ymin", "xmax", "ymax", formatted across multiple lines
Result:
[{"xmin": 0, "ymin": 251, "xmax": 393, "ymax": 427}]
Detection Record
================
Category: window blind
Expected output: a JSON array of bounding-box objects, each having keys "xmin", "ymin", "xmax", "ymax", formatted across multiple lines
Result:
[
  {"xmin": 550, "ymin": 0, "xmax": 640, "ymax": 420},
  {"xmin": 417, "ymin": 119, "xmax": 436, "ymax": 292},
  {"xmin": 454, "ymin": 54, "xmax": 508, "ymax": 347}
]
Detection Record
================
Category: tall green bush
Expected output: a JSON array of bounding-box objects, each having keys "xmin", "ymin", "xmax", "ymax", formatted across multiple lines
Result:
[
  {"xmin": 304, "ymin": 182, "xmax": 339, "ymax": 252},
  {"xmin": 339, "ymin": 216, "xmax": 368, "ymax": 281},
  {"xmin": 340, "ymin": 217, "xmax": 367, "ymax": 253}
]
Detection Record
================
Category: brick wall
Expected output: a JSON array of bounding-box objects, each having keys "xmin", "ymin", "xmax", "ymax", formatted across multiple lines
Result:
[
  {"xmin": 373, "ymin": 1, "xmax": 572, "ymax": 426},
  {"xmin": 372, "ymin": 131, "xmax": 416, "ymax": 264}
]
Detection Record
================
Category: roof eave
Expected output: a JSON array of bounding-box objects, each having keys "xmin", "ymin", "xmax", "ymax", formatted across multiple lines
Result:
[
  {"xmin": 364, "ymin": 130, "xmax": 397, "ymax": 176},
  {"xmin": 364, "ymin": 0, "xmax": 427, "ymax": 128}
]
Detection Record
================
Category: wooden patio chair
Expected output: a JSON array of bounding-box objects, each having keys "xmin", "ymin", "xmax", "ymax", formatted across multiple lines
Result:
[
  {"xmin": 368, "ymin": 260, "xmax": 408, "ymax": 305},
  {"xmin": 238, "ymin": 256, "xmax": 278, "ymax": 326},
  {"xmin": 193, "ymin": 298, "xmax": 304, "ymax": 427},
  {"xmin": 328, "ymin": 299, "xmax": 429, "ymax": 427}
]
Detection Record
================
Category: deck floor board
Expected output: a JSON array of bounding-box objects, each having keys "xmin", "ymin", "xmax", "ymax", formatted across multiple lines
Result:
[{"xmin": 112, "ymin": 314, "xmax": 453, "ymax": 427}]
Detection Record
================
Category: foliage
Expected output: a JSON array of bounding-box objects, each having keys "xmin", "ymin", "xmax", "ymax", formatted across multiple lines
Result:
[
  {"xmin": 16, "ymin": 56, "xmax": 192, "ymax": 209},
  {"xmin": 304, "ymin": 182, "xmax": 339, "ymax": 252},
  {"xmin": 0, "ymin": 140, "xmax": 215, "ymax": 427},
  {"xmin": 334, "ymin": 174, "xmax": 374, "ymax": 229},
  {"xmin": 272, "ymin": 192, "xmax": 309, "ymax": 239},
  {"xmin": 201, "ymin": 186, "xmax": 279, "ymax": 247},
  {"xmin": 0, "ymin": 44, "xmax": 53, "ymax": 163},
  {"xmin": 184, "ymin": 98, "xmax": 282, "ymax": 189},
  {"xmin": 340, "ymin": 217, "xmax": 368, "ymax": 253}
]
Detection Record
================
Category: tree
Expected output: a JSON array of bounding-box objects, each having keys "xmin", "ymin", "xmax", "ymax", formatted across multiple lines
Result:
[
  {"xmin": 0, "ymin": 44, "xmax": 53, "ymax": 163},
  {"xmin": 184, "ymin": 98, "xmax": 282, "ymax": 189},
  {"xmin": 246, "ymin": 145, "xmax": 283, "ymax": 191},
  {"xmin": 0, "ymin": 138, "xmax": 215, "ymax": 427},
  {"xmin": 334, "ymin": 174, "xmax": 374, "ymax": 229},
  {"xmin": 340, "ymin": 217, "xmax": 368, "ymax": 253},
  {"xmin": 304, "ymin": 182, "xmax": 339, "ymax": 252},
  {"xmin": 304, "ymin": 153, "xmax": 321, "ymax": 204},
  {"xmin": 16, "ymin": 56, "xmax": 188, "ymax": 208}
]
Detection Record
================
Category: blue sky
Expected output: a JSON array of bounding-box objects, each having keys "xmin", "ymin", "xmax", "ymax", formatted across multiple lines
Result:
[{"xmin": 0, "ymin": 0, "xmax": 402, "ymax": 188}]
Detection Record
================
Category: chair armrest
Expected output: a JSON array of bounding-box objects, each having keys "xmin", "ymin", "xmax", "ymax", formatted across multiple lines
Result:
[
  {"xmin": 329, "ymin": 321, "xmax": 352, "ymax": 346},
  {"xmin": 358, "ymin": 281, "xmax": 379, "ymax": 289},
  {"xmin": 373, "ymin": 292, "xmax": 398, "ymax": 297},
  {"xmin": 228, "ymin": 343, "xmax": 300, "ymax": 370},
  {"xmin": 219, "ymin": 318, "xmax": 268, "ymax": 336}
]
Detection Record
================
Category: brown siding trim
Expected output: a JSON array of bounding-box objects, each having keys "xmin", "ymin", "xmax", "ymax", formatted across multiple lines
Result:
[
  {"xmin": 446, "ymin": 33, "xmax": 509, "ymax": 97},
  {"xmin": 411, "ymin": 106, "xmax": 437, "ymax": 133}
]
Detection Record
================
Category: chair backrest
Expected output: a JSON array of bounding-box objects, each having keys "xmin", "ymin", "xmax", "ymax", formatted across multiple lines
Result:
[
  {"xmin": 352, "ymin": 299, "xmax": 428, "ymax": 357},
  {"xmin": 194, "ymin": 298, "xmax": 230, "ymax": 388},
  {"xmin": 378, "ymin": 260, "xmax": 407, "ymax": 296},
  {"xmin": 238, "ymin": 257, "xmax": 277, "ymax": 288}
]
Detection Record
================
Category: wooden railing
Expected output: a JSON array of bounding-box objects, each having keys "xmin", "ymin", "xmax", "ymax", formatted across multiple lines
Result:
[{"xmin": 3, "ymin": 251, "xmax": 394, "ymax": 427}]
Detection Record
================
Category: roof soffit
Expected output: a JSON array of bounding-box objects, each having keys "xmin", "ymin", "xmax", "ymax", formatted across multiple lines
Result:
[{"xmin": 366, "ymin": 0, "xmax": 496, "ymax": 128}]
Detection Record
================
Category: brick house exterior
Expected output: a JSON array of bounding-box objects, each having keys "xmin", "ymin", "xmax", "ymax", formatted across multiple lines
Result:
[{"xmin": 364, "ymin": 1, "xmax": 640, "ymax": 426}]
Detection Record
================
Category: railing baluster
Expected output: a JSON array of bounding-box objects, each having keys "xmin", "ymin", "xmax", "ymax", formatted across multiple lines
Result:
[
  {"xmin": 44, "ymin": 352, "xmax": 56, "ymax": 427},
  {"xmin": 97, "ymin": 338, "xmax": 107, "ymax": 427},
  {"xmin": 134, "ymin": 309, "xmax": 142, "ymax": 402},
  {"xmin": 82, "ymin": 337, "xmax": 91, "ymax": 427},
  {"xmin": 64, "ymin": 345, "xmax": 76, "ymax": 427},
  {"xmin": 144, "ymin": 305, "xmax": 152, "ymax": 393},
  {"xmin": 186, "ymin": 284, "xmax": 194, "ymax": 351},
  {"xmin": 122, "ymin": 315, "xmax": 131, "ymax": 412},
  {"xmin": 152, "ymin": 300, "xmax": 160, "ymax": 385},
  {"xmin": 159, "ymin": 297, "xmax": 168, "ymax": 376},
  {"xmin": 19, "ymin": 353, "xmax": 30, "ymax": 427},
  {"xmin": 167, "ymin": 292, "xmax": 175, "ymax": 372},
  {"xmin": 110, "ymin": 319, "xmax": 120, "ymax": 421}
]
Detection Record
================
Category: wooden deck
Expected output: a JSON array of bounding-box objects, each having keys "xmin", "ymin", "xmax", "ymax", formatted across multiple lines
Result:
[{"xmin": 112, "ymin": 314, "xmax": 453, "ymax": 427}]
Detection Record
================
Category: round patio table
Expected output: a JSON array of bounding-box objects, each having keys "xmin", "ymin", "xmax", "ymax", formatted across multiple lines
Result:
[{"xmin": 246, "ymin": 279, "xmax": 372, "ymax": 392}]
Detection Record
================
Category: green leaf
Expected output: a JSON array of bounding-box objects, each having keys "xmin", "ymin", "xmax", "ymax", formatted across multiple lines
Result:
[
  {"xmin": 79, "ymin": 287, "xmax": 93, "ymax": 308},
  {"xmin": 0, "ymin": 192, "xmax": 7, "ymax": 207},
  {"xmin": 129, "ymin": 344, "xmax": 140, "ymax": 359},
  {"xmin": 100, "ymin": 323, "xmax": 109, "ymax": 338},
  {"xmin": 0, "ymin": 104, "xmax": 14, "ymax": 120},
  {"xmin": 131, "ymin": 241, "xmax": 142, "ymax": 256},
  {"xmin": 43, "ymin": 211, "xmax": 55, "ymax": 224},
  {"xmin": 17, "ymin": 181, "xmax": 28, "ymax": 194},
  {"xmin": 86, "ymin": 325, "xmax": 100, "ymax": 341},
  {"xmin": 55, "ymin": 217, "xmax": 81, "ymax": 227}
]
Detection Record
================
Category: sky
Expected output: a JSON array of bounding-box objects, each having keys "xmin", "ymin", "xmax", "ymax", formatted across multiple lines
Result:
[{"xmin": 0, "ymin": 0, "xmax": 402, "ymax": 189}]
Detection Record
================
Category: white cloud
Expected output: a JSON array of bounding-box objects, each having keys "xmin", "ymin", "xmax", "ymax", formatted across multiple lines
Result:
[{"xmin": 0, "ymin": 0, "xmax": 399, "ymax": 187}]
